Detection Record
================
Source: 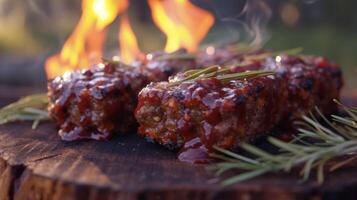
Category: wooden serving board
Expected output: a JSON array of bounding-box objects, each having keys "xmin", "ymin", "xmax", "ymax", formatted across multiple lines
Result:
[{"xmin": 0, "ymin": 92, "xmax": 357, "ymax": 200}]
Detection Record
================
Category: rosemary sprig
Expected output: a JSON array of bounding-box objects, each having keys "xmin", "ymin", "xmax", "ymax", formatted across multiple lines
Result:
[
  {"xmin": 154, "ymin": 53, "xmax": 196, "ymax": 61},
  {"xmin": 243, "ymin": 47, "xmax": 303, "ymax": 61},
  {"xmin": 216, "ymin": 70, "xmax": 274, "ymax": 82},
  {"xmin": 0, "ymin": 94, "xmax": 50, "ymax": 129},
  {"xmin": 209, "ymin": 101, "xmax": 357, "ymax": 186},
  {"xmin": 102, "ymin": 57, "xmax": 121, "ymax": 65},
  {"xmin": 272, "ymin": 47, "xmax": 304, "ymax": 56},
  {"xmin": 169, "ymin": 65, "xmax": 275, "ymax": 86},
  {"xmin": 228, "ymin": 43, "xmax": 261, "ymax": 54},
  {"xmin": 101, "ymin": 57, "xmax": 134, "ymax": 68}
]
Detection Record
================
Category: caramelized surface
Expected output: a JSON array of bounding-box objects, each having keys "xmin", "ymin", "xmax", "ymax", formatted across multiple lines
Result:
[
  {"xmin": 135, "ymin": 55, "xmax": 343, "ymax": 163},
  {"xmin": 48, "ymin": 51, "xmax": 197, "ymax": 141}
]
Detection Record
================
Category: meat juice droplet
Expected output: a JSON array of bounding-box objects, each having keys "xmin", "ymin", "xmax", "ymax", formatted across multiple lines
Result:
[{"xmin": 177, "ymin": 137, "xmax": 212, "ymax": 164}]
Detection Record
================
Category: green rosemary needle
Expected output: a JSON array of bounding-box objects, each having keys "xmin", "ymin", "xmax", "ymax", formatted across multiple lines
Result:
[
  {"xmin": 170, "ymin": 65, "xmax": 275, "ymax": 86},
  {"xmin": 209, "ymin": 101, "xmax": 357, "ymax": 186},
  {"xmin": 102, "ymin": 57, "xmax": 121, "ymax": 65},
  {"xmin": 243, "ymin": 47, "xmax": 303, "ymax": 61},
  {"xmin": 154, "ymin": 53, "xmax": 196, "ymax": 61},
  {"xmin": 216, "ymin": 70, "xmax": 275, "ymax": 82},
  {"xmin": 0, "ymin": 94, "xmax": 50, "ymax": 129},
  {"xmin": 101, "ymin": 57, "xmax": 134, "ymax": 68}
]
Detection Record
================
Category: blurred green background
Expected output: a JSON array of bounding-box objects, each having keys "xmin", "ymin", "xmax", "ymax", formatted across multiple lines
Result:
[{"xmin": 0, "ymin": 0, "xmax": 355, "ymax": 90}]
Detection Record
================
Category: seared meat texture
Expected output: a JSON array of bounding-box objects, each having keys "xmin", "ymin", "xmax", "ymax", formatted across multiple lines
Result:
[
  {"xmin": 135, "ymin": 55, "xmax": 343, "ymax": 161},
  {"xmin": 48, "ymin": 51, "xmax": 197, "ymax": 141}
]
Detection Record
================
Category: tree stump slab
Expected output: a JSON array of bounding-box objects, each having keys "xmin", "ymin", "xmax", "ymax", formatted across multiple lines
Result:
[{"xmin": 0, "ymin": 93, "xmax": 356, "ymax": 200}]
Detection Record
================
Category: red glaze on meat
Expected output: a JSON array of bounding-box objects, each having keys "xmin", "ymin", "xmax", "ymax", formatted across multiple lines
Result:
[
  {"xmin": 134, "ymin": 55, "xmax": 343, "ymax": 163},
  {"xmin": 48, "ymin": 50, "xmax": 197, "ymax": 141}
]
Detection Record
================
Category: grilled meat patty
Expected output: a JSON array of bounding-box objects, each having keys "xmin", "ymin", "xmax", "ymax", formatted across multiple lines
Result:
[
  {"xmin": 135, "ymin": 55, "xmax": 343, "ymax": 161},
  {"xmin": 48, "ymin": 51, "xmax": 197, "ymax": 141}
]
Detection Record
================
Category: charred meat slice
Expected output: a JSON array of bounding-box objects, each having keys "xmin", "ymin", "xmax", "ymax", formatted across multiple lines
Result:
[
  {"xmin": 48, "ymin": 51, "xmax": 197, "ymax": 141},
  {"xmin": 135, "ymin": 55, "xmax": 343, "ymax": 162}
]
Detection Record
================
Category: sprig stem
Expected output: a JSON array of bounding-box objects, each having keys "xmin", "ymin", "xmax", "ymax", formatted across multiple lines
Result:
[
  {"xmin": 209, "ymin": 101, "xmax": 357, "ymax": 186},
  {"xmin": 170, "ymin": 65, "xmax": 274, "ymax": 86},
  {"xmin": 0, "ymin": 94, "xmax": 50, "ymax": 129}
]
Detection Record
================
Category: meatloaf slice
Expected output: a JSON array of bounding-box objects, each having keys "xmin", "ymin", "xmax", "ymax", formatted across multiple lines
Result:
[
  {"xmin": 48, "ymin": 50, "xmax": 197, "ymax": 141},
  {"xmin": 135, "ymin": 55, "xmax": 343, "ymax": 162}
]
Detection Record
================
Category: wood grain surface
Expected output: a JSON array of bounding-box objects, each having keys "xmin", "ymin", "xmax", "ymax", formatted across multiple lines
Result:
[{"xmin": 0, "ymin": 92, "xmax": 356, "ymax": 200}]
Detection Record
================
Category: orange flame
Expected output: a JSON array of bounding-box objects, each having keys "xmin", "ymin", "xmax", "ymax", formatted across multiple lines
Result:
[
  {"xmin": 45, "ymin": 0, "xmax": 129, "ymax": 79},
  {"xmin": 148, "ymin": 0, "xmax": 214, "ymax": 53},
  {"xmin": 45, "ymin": 0, "xmax": 214, "ymax": 79},
  {"xmin": 119, "ymin": 15, "xmax": 142, "ymax": 63}
]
